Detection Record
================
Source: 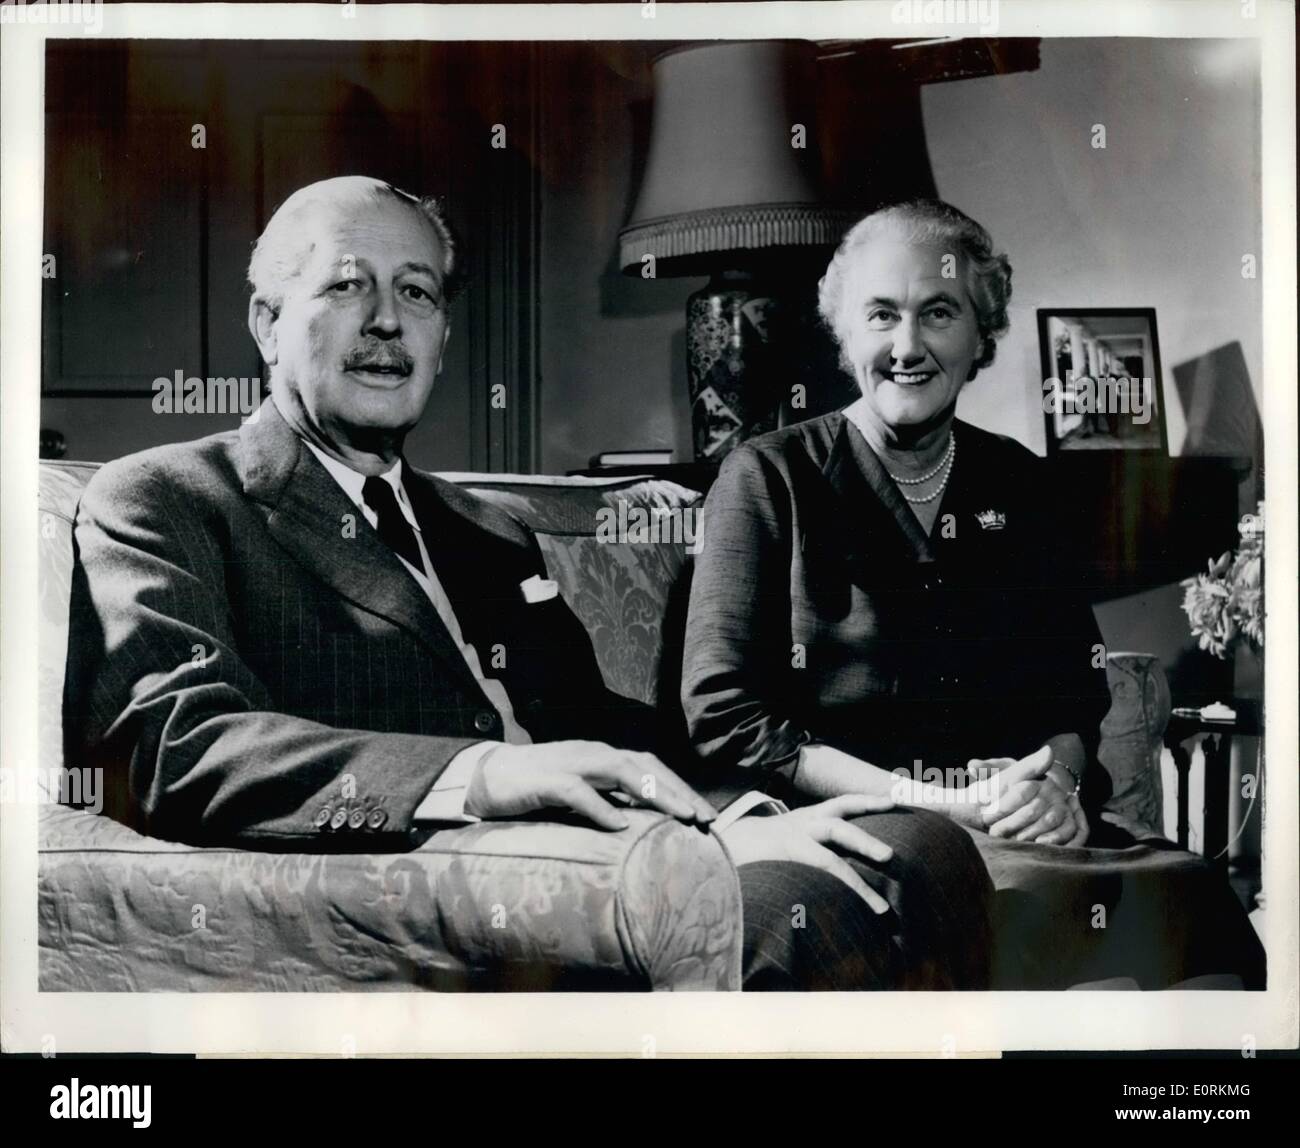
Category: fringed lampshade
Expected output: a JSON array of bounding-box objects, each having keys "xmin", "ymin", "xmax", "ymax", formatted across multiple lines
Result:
[
  {"xmin": 620, "ymin": 41, "xmax": 856, "ymax": 273},
  {"xmin": 619, "ymin": 40, "xmax": 855, "ymax": 460},
  {"xmin": 620, "ymin": 202, "xmax": 855, "ymax": 271}
]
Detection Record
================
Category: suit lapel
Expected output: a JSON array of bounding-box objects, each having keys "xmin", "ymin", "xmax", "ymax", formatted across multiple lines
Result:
[
  {"xmin": 402, "ymin": 467, "xmax": 521, "ymax": 554},
  {"xmin": 238, "ymin": 399, "xmax": 478, "ymax": 684},
  {"xmin": 400, "ymin": 468, "xmax": 534, "ymax": 646}
]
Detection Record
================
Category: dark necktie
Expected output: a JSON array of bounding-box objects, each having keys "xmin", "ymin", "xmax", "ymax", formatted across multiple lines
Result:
[{"xmin": 361, "ymin": 475, "xmax": 423, "ymax": 572}]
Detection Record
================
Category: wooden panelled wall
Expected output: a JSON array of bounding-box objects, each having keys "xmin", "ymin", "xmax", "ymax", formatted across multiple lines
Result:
[{"xmin": 42, "ymin": 40, "xmax": 540, "ymax": 473}]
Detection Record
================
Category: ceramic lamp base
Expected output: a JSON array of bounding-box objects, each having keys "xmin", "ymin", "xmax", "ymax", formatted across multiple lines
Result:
[{"xmin": 686, "ymin": 270, "xmax": 785, "ymax": 463}]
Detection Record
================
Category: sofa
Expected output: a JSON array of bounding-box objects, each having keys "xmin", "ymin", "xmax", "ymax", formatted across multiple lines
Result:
[{"xmin": 36, "ymin": 459, "xmax": 1174, "ymax": 992}]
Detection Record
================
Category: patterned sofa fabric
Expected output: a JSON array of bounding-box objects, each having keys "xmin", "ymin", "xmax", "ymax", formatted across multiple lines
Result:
[
  {"xmin": 37, "ymin": 462, "xmax": 739, "ymax": 992},
  {"xmin": 40, "ymin": 462, "xmax": 100, "ymax": 780},
  {"xmin": 455, "ymin": 474, "xmax": 703, "ymax": 707},
  {"xmin": 534, "ymin": 536, "xmax": 690, "ymax": 707},
  {"xmin": 38, "ymin": 803, "xmax": 742, "ymax": 992},
  {"xmin": 1098, "ymin": 652, "xmax": 1173, "ymax": 840},
  {"xmin": 444, "ymin": 471, "xmax": 702, "ymax": 536}
]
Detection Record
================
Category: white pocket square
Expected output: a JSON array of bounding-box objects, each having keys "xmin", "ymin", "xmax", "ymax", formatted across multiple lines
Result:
[{"xmin": 519, "ymin": 575, "xmax": 559, "ymax": 604}]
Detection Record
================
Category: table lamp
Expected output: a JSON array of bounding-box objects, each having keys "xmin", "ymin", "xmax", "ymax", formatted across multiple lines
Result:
[{"xmin": 619, "ymin": 40, "xmax": 857, "ymax": 462}]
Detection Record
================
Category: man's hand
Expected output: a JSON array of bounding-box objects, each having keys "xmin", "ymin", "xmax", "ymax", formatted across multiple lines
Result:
[
  {"xmin": 966, "ymin": 746, "xmax": 1089, "ymax": 847},
  {"xmin": 718, "ymin": 795, "xmax": 896, "ymax": 915},
  {"xmin": 463, "ymin": 740, "xmax": 717, "ymax": 830}
]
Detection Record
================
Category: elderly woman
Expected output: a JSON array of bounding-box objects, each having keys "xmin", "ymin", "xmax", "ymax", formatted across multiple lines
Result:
[{"xmin": 682, "ymin": 199, "xmax": 1264, "ymax": 989}]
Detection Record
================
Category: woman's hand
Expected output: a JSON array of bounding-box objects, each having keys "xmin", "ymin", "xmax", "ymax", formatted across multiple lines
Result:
[
  {"xmin": 966, "ymin": 746, "xmax": 1089, "ymax": 847},
  {"xmin": 718, "ymin": 795, "xmax": 896, "ymax": 915},
  {"xmin": 1029, "ymin": 791, "xmax": 1089, "ymax": 847}
]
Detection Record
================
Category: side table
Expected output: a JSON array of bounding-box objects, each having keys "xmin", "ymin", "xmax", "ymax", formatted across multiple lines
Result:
[{"xmin": 1163, "ymin": 699, "xmax": 1261, "ymax": 872}]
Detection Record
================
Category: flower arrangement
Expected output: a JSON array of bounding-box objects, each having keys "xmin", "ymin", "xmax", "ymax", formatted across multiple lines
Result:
[{"xmin": 1180, "ymin": 502, "xmax": 1264, "ymax": 659}]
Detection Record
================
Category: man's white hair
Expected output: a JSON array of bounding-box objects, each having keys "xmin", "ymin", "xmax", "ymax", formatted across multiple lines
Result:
[{"xmin": 247, "ymin": 175, "xmax": 457, "ymax": 311}]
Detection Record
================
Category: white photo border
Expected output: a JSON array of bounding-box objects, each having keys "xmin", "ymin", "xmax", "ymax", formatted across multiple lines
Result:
[{"xmin": 2, "ymin": 1, "xmax": 1296, "ymax": 1056}]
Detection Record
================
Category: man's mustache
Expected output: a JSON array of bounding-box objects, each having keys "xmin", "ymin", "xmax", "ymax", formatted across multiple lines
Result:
[{"xmin": 342, "ymin": 343, "xmax": 414, "ymax": 374}]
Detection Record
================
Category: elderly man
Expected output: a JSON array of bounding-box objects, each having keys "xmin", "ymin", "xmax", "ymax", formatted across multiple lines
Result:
[{"xmin": 63, "ymin": 176, "xmax": 991, "ymax": 990}]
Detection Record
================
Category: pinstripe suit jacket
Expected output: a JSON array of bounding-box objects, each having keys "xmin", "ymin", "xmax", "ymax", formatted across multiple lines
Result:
[{"xmin": 64, "ymin": 399, "xmax": 642, "ymax": 848}]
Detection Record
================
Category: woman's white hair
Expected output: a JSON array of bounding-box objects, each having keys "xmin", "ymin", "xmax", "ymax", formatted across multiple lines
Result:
[
  {"xmin": 817, "ymin": 199, "xmax": 1012, "ymax": 375},
  {"xmin": 247, "ymin": 175, "xmax": 457, "ymax": 311}
]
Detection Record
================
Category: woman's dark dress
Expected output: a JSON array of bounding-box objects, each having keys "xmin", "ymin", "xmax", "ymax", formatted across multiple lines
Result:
[{"xmin": 681, "ymin": 410, "xmax": 1265, "ymax": 989}]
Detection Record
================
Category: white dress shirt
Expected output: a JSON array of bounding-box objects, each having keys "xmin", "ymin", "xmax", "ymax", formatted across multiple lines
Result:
[{"xmin": 303, "ymin": 440, "xmax": 527, "ymax": 823}]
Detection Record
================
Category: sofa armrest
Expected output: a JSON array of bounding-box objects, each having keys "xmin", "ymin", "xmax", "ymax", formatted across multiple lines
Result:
[{"xmin": 38, "ymin": 804, "xmax": 742, "ymax": 992}]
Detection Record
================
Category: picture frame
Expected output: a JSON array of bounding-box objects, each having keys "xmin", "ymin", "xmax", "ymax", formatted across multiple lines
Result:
[{"xmin": 1037, "ymin": 307, "xmax": 1169, "ymax": 454}]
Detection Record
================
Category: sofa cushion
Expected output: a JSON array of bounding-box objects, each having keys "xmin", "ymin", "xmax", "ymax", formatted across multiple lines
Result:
[
  {"xmin": 427, "ymin": 473, "xmax": 703, "ymax": 707},
  {"xmin": 444, "ymin": 471, "xmax": 700, "ymax": 536}
]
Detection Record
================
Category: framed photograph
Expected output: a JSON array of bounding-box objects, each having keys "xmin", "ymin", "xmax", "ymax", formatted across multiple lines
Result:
[{"xmin": 1038, "ymin": 307, "xmax": 1168, "ymax": 454}]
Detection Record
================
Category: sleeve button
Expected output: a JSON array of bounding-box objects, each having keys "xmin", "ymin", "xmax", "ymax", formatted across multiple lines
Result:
[
  {"xmin": 347, "ymin": 809, "xmax": 366, "ymax": 830},
  {"xmin": 329, "ymin": 809, "xmax": 348, "ymax": 831},
  {"xmin": 473, "ymin": 711, "xmax": 496, "ymax": 733},
  {"xmin": 366, "ymin": 808, "xmax": 388, "ymax": 830},
  {"xmin": 314, "ymin": 807, "xmax": 332, "ymax": 828}
]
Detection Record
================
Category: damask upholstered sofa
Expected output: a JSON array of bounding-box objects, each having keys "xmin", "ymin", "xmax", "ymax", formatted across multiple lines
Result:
[
  {"xmin": 38, "ymin": 462, "xmax": 738, "ymax": 992},
  {"xmin": 37, "ymin": 460, "xmax": 1173, "ymax": 992}
]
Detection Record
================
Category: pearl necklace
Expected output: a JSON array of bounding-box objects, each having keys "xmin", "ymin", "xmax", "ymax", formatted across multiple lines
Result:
[
  {"xmin": 888, "ymin": 435, "xmax": 956, "ymax": 505},
  {"xmin": 886, "ymin": 434, "xmax": 954, "ymax": 483}
]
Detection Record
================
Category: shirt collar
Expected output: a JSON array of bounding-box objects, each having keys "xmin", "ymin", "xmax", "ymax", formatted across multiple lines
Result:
[{"xmin": 301, "ymin": 439, "xmax": 420, "ymax": 530}]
